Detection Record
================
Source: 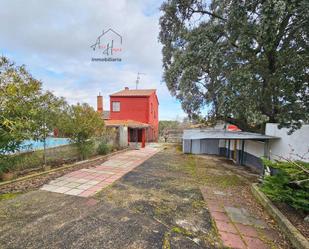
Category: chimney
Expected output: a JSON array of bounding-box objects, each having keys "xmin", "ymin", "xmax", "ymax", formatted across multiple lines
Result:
[
  {"xmin": 97, "ymin": 94, "xmax": 103, "ymax": 113},
  {"xmin": 125, "ymin": 87, "xmax": 129, "ymax": 90}
]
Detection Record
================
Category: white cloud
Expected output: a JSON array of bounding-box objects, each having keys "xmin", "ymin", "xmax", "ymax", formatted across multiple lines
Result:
[{"xmin": 0, "ymin": 0, "xmax": 186, "ymax": 120}]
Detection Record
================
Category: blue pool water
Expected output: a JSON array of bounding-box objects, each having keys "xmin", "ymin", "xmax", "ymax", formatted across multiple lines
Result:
[{"xmin": 21, "ymin": 137, "xmax": 71, "ymax": 151}]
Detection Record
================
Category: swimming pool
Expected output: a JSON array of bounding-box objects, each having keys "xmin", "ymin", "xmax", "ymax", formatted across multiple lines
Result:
[{"xmin": 21, "ymin": 137, "xmax": 71, "ymax": 151}]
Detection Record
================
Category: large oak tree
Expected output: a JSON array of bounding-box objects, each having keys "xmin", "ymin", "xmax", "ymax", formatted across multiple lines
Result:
[{"xmin": 159, "ymin": 0, "xmax": 309, "ymax": 132}]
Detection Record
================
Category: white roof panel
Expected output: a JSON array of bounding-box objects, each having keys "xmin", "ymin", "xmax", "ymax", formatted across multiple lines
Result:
[{"xmin": 183, "ymin": 129, "xmax": 279, "ymax": 140}]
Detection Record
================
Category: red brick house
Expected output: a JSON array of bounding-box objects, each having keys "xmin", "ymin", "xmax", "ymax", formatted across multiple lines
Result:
[{"xmin": 97, "ymin": 87, "xmax": 159, "ymax": 147}]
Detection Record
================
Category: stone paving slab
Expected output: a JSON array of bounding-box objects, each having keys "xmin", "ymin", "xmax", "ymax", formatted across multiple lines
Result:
[
  {"xmin": 41, "ymin": 146, "xmax": 160, "ymax": 197},
  {"xmin": 225, "ymin": 206, "xmax": 268, "ymax": 228},
  {"xmin": 201, "ymin": 187, "xmax": 275, "ymax": 249}
]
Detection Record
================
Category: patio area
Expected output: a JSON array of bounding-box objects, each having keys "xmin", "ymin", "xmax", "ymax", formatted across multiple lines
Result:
[
  {"xmin": 41, "ymin": 146, "xmax": 160, "ymax": 197},
  {"xmin": 0, "ymin": 146, "xmax": 292, "ymax": 249}
]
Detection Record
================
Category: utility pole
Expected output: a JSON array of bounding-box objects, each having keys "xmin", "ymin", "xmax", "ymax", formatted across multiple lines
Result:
[{"xmin": 135, "ymin": 72, "xmax": 146, "ymax": 89}]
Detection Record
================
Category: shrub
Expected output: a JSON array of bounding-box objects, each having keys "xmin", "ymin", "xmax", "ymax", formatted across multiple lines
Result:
[
  {"xmin": 77, "ymin": 140, "xmax": 95, "ymax": 160},
  {"xmin": 0, "ymin": 154, "xmax": 25, "ymax": 174},
  {"xmin": 57, "ymin": 103, "xmax": 105, "ymax": 160},
  {"xmin": 0, "ymin": 156, "xmax": 13, "ymax": 174},
  {"xmin": 97, "ymin": 142, "xmax": 110, "ymax": 155},
  {"xmin": 261, "ymin": 159, "xmax": 309, "ymax": 212}
]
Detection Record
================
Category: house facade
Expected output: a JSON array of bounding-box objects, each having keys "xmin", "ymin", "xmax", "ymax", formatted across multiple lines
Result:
[{"xmin": 97, "ymin": 87, "xmax": 159, "ymax": 147}]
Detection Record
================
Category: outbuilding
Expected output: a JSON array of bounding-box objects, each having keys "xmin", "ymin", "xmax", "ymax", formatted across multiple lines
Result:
[{"xmin": 183, "ymin": 129, "xmax": 279, "ymax": 173}]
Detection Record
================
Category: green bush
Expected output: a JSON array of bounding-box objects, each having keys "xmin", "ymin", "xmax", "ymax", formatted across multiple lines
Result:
[
  {"xmin": 0, "ymin": 156, "xmax": 14, "ymax": 174},
  {"xmin": 0, "ymin": 143, "xmax": 83, "ymax": 178},
  {"xmin": 97, "ymin": 141, "xmax": 111, "ymax": 155},
  {"xmin": 77, "ymin": 140, "xmax": 95, "ymax": 160},
  {"xmin": 0, "ymin": 154, "xmax": 26, "ymax": 174},
  {"xmin": 261, "ymin": 159, "xmax": 309, "ymax": 212}
]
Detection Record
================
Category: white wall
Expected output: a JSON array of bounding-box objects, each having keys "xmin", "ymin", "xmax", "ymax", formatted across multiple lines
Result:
[
  {"xmin": 219, "ymin": 139, "xmax": 265, "ymax": 158},
  {"xmin": 118, "ymin": 126, "xmax": 128, "ymax": 148},
  {"xmin": 219, "ymin": 139, "xmax": 226, "ymax": 148},
  {"xmin": 191, "ymin": 139, "xmax": 201, "ymax": 154},
  {"xmin": 244, "ymin": 140, "xmax": 265, "ymax": 157},
  {"xmin": 266, "ymin": 123, "xmax": 309, "ymax": 162}
]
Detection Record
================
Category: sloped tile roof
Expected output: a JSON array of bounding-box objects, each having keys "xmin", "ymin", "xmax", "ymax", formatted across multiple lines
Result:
[
  {"xmin": 110, "ymin": 89, "xmax": 156, "ymax": 97},
  {"xmin": 105, "ymin": 119, "xmax": 150, "ymax": 128},
  {"xmin": 102, "ymin": 111, "xmax": 110, "ymax": 120}
]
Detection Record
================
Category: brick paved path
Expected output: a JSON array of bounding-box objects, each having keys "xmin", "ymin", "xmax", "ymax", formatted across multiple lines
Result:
[
  {"xmin": 41, "ymin": 147, "xmax": 160, "ymax": 197},
  {"xmin": 201, "ymin": 187, "xmax": 279, "ymax": 249}
]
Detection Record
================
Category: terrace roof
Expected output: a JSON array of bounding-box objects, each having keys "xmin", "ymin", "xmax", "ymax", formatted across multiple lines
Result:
[
  {"xmin": 183, "ymin": 129, "xmax": 279, "ymax": 140},
  {"xmin": 105, "ymin": 119, "xmax": 149, "ymax": 128}
]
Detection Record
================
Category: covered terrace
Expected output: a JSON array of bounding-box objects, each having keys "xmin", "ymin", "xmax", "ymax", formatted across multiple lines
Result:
[
  {"xmin": 183, "ymin": 129, "xmax": 280, "ymax": 172},
  {"xmin": 105, "ymin": 119, "xmax": 150, "ymax": 148}
]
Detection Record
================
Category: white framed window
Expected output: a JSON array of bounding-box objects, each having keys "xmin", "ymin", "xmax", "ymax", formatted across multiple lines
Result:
[{"xmin": 112, "ymin": 101, "xmax": 120, "ymax": 112}]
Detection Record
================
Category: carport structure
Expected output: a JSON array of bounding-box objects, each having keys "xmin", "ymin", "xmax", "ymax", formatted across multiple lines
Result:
[
  {"xmin": 183, "ymin": 129, "xmax": 279, "ymax": 172},
  {"xmin": 105, "ymin": 119, "xmax": 150, "ymax": 148}
]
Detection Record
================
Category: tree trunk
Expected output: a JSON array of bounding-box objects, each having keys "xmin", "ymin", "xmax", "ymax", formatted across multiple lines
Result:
[{"xmin": 43, "ymin": 138, "xmax": 47, "ymax": 167}]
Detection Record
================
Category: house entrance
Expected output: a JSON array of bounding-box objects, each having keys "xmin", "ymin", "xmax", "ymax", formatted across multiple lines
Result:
[{"xmin": 129, "ymin": 128, "xmax": 142, "ymax": 142}]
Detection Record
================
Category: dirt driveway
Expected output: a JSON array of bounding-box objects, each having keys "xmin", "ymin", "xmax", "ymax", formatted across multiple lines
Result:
[{"xmin": 0, "ymin": 146, "xmax": 290, "ymax": 249}]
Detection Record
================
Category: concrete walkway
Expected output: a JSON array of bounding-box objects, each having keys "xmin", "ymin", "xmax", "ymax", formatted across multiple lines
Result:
[{"xmin": 41, "ymin": 147, "xmax": 160, "ymax": 197}]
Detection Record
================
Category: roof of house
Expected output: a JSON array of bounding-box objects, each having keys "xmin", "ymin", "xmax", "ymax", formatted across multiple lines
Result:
[
  {"xmin": 105, "ymin": 119, "xmax": 150, "ymax": 128},
  {"xmin": 183, "ymin": 129, "xmax": 279, "ymax": 140},
  {"xmin": 102, "ymin": 110, "xmax": 110, "ymax": 120},
  {"xmin": 110, "ymin": 89, "xmax": 156, "ymax": 97}
]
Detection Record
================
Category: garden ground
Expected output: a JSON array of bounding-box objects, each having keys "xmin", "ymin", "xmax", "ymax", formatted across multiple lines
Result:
[{"xmin": 0, "ymin": 145, "xmax": 292, "ymax": 248}]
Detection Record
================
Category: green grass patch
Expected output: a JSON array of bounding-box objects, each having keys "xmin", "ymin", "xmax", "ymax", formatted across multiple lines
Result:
[
  {"xmin": 191, "ymin": 199, "xmax": 205, "ymax": 209},
  {"xmin": 198, "ymin": 174, "xmax": 244, "ymax": 188},
  {"xmin": 175, "ymin": 144, "xmax": 182, "ymax": 152},
  {"xmin": 0, "ymin": 192, "xmax": 21, "ymax": 201},
  {"xmin": 171, "ymin": 226, "xmax": 193, "ymax": 237},
  {"xmin": 166, "ymin": 155, "xmax": 198, "ymax": 177},
  {"xmin": 162, "ymin": 231, "xmax": 171, "ymax": 249}
]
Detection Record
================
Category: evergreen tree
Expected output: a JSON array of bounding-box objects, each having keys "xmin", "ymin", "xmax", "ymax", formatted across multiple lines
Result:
[{"xmin": 159, "ymin": 0, "xmax": 309, "ymax": 132}]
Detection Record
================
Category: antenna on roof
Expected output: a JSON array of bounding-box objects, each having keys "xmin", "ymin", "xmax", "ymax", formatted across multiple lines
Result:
[{"xmin": 135, "ymin": 72, "xmax": 146, "ymax": 89}]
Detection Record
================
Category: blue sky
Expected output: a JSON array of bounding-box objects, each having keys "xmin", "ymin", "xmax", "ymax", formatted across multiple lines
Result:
[{"xmin": 0, "ymin": 0, "xmax": 186, "ymax": 120}]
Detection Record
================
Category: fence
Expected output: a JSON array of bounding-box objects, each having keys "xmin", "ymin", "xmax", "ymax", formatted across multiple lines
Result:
[{"xmin": 3, "ymin": 133, "xmax": 119, "ymax": 175}]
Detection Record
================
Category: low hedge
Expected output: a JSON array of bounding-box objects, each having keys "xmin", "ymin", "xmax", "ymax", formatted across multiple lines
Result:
[{"xmin": 261, "ymin": 159, "xmax": 309, "ymax": 212}]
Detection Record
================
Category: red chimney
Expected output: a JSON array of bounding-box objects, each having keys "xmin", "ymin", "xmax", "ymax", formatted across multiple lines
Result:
[
  {"xmin": 125, "ymin": 87, "xmax": 129, "ymax": 90},
  {"xmin": 97, "ymin": 94, "xmax": 103, "ymax": 113}
]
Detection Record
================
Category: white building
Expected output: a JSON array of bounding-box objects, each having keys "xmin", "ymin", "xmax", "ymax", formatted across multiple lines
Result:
[
  {"xmin": 266, "ymin": 123, "xmax": 309, "ymax": 162},
  {"xmin": 182, "ymin": 123, "xmax": 309, "ymax": 173}
]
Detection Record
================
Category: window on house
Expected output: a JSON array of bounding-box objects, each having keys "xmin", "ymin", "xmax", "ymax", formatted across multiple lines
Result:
[
  {"xmin": 112, "ymin": 101, "xmax": 120, "ymax": 112},
  {"xmin": 151, "ymin": 103, "xmax": 153, "ymax": 113},
  {"xmin": 154, "ymin": 110, "xmax": 156, "ymax": 119}
]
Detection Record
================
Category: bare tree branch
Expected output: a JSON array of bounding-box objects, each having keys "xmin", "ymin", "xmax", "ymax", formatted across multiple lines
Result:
[{"xmin": 189, "ymin": 7, "xmax": 227, "ymax": 21}]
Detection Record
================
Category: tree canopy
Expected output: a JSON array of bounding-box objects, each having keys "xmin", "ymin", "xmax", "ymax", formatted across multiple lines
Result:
[
  {"xmin": 58, "ymin": 103, "xmax": 105, "ymax": 159},
  {"xmin": 0, "ymin": 57, "xmax": 67, "ymax": 154},
  {"xmin": 159, "ymin": 0, "xmax": 309, "ymax": 132},
  {"xmin": 0, "ymin": 56, "xmax": 105, "ymax": 171},
  {"xmin": 0, "ymin": 57, "xmax": 69, "ymax": 172},
  {"xmin": 0, "ymin": 56, "xmax": 43, "ymax": 155}
]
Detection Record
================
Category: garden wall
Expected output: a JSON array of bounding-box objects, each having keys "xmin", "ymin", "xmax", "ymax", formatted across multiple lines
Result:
[{"xmin": 266, "ymin": 123, "xmax": 309, "ymax": 162}]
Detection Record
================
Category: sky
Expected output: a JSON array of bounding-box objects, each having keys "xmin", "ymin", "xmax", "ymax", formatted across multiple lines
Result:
[{"xmin": 0, "ymin": 0, "xmax": 186, "ymax": 120}]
